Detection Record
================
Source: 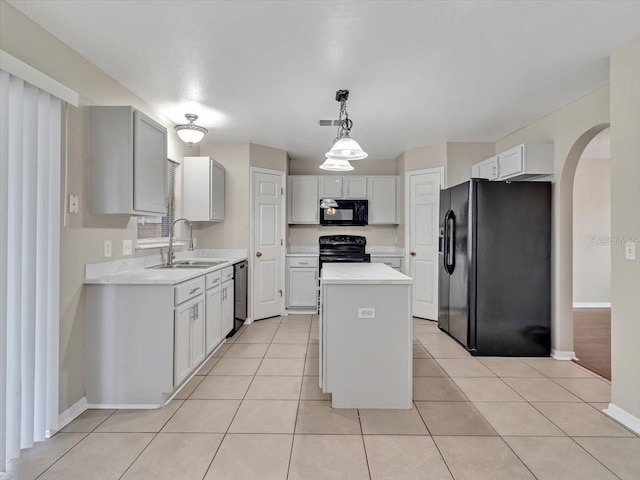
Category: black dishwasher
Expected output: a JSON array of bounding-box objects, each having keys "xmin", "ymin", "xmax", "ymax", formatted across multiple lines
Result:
[{"xmin": 228, "ymin": 260, "xmax": 248, "ymax": 337}]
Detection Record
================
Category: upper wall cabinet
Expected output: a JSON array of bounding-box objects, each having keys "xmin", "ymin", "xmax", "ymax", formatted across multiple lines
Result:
[
  {"xmin": 288, "ymin": 175, "xmax": 399, "ymax": 225},
  {"xmin": 90, "ymin": 106, "xmax": 168, "ymax": 215},
  {"xmin": 368, "ymin": 176, "xmax": 399, "ymax": 224},
  {"xmin": 288, "ymin": 175, "xmax": 319, "ymax": 224},
  {"xmin": 183, "ymin": 156, "xmax": 225, "ymax": 222},
  {"xmin": 318, "ymin": 176, "xmax": 368, "ymax": 199},
  {"xmin": 472, "ymin": 143, "xmax": 554, "ymax": 181}
]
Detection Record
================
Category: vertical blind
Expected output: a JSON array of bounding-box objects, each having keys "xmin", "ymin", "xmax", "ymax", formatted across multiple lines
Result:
[
  {"xmin": 137, "ymin": 159, "xmax": 177, "ymax": 240},
  {"xmin": 0, "ymin": 69, "xmax": 61, "ymax": 471}
]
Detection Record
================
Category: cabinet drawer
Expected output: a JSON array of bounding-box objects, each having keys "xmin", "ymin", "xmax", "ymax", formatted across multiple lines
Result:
[
  {"xmin": 175, "ymin": 277, "xmax": 205, "ymax": 305},
  {"xmin": 205, "ymin": 270, "xmax": 222, "ymax": 290},
  {"xmin": 221, "ymin": 266, "xmax": 234, "ymax": 282},
  {"xmin": 289, "ymin": 257, "xmax": 318, "ymax": 268},
  {"xmin": 373, "ymin": 257, "xmax": 402, "ymax": 269}
]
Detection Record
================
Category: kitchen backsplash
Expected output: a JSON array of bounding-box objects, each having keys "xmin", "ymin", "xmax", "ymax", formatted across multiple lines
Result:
[{"xmin": 288, "ymin": 224, "xmax": 398, "ymax": 246}]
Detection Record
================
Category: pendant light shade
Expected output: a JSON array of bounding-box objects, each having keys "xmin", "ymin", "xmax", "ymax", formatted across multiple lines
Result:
[
  {"xmin": 319, "ymin": 157, "xmax": 354, "ymax": 171},
  {"xmin": 321, "ymin": 90, "xmax": 367, "ymax": 168},
  {"xmin": 174, "ymin": 114, "xmax": 208, "ymax": 146},
  {"xmin": 325, "ymin": 134, "xmax": 368, "ymax": 160}
]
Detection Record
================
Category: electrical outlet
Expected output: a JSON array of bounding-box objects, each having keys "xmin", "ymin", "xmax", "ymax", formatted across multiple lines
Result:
[
  {"xmin": 103, "ymin": 240, "xmax": 112, "ymax": 258},
  {"xmin": 122, "ymin": 240, "xmax": 132, "ymax": 256},
  {"xmin": 68, "ymin": 194, "xmax": 79, "ymax": 214},
  {"xmin": 625, "ymin": 241, "xmax": 636, "ymax": 261},
  {"xmin": 358, "ymin": 308, "xmax": 376, "ymax": 319}
]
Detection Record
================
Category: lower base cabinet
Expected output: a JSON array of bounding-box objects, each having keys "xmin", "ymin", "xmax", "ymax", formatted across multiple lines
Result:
[
  {"xmin": 174, "ymin": 294, "xmax": 205, "ymax": 387},
  {"xmin": 222, "ymin": 279, "xmax": 234, "ymax": 336},
  {"xmin": 205, "ymin": 286, "xmax": 223, "ymax": 355}
]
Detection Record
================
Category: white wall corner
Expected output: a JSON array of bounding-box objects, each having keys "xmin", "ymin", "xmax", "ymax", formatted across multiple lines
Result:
[
  {"xmin": 53, "ymin": 396, "xmax": 87, "ymax": 436},
  {"xmin": 551, "ymin": 349, "xmax": 577, "ymax": 360},
  {"xmin": 603, "ymin": 403, "xmax": 640, "ymax": 435}
]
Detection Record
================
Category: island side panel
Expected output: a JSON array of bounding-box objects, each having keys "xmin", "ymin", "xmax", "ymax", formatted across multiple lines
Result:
[
  {"xmin": 324, "ymin": 283, "xmax": 412, "ymax": 408},
  {"xmin": 86, "ymin": 284, "xmax": 175, "ymax": 407}
]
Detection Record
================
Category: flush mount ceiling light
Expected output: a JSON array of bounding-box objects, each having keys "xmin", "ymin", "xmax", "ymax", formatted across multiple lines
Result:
[
  {"xmin": 323, "ymin": 89, "xmax": 368, "ymax": 166},
  {"xmin": 174, "ymin": 113, "xmax": 208, "ymax": 146}
]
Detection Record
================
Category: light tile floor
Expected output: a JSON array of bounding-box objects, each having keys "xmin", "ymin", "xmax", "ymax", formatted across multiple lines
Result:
[{"xmin": 4, "ymin": 315, "xmax": 639, "ymax": 480}]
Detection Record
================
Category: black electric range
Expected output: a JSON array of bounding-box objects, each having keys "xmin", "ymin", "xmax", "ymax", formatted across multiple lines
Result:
[{"xmin": 319, "ymin": 235, "xmax": 371, "ymax": 270}]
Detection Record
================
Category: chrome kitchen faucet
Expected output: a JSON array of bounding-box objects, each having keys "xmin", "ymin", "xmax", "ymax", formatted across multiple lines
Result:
[{"xmin": 167, "ymin": 218, "xmax": 194, "ymax": 265}]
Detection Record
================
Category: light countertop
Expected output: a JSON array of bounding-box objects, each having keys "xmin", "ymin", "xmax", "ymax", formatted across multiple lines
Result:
[
  {"xmin": 84, "ymin": 254, "xmax": 247, "ymax": 286},
  {"xmin": 320, "ymin": 263, "xmax": 412, "ymax": 285}
]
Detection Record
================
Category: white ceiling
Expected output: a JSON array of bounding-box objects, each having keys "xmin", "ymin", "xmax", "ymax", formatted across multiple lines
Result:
[{"xmin": 9, "ymin": 1, "xmax": 640, "ymax": 162}]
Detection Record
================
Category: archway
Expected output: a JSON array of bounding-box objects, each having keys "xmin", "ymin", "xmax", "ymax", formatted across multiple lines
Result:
[
  {"xmin": 554, "ymin": 123, "xmax": 609, "ymax": 360},
  {"xmin": 571, "ymin": 128, "xmax": 611, "ymax": 379}
]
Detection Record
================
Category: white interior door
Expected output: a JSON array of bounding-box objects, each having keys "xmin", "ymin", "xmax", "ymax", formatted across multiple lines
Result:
[
  {"xmin": 407, "ymin": 169, "xmax": 443, "ymax": 320},
  {"xmin": 252, "ymin": 169, "xmax": 284, "ymax": 320}
]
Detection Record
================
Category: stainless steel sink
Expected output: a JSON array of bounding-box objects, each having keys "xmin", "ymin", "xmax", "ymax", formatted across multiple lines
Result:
[
  {"xmin": 148, "ymin": 263, "xmax": 211, "ymax": 270},
  {"xmin": 147, "ymin": 259, "xmax": 227, "ymax": 270},
  {"xmin": 174, "ymin": 260, "xmax": 227, "ymax": 267}
]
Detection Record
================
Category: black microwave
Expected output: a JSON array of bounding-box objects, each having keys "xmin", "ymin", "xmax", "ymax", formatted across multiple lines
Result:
[{"xmin": 320, "ymin": 199, "xmax": 368, "ymax": 226}]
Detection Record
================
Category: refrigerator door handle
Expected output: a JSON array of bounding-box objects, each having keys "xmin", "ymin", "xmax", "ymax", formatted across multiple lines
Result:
[
  {"xmin": 442, "ymin": 210, "xmax": 450, "ymax": 271},
  {"xmin": 445, "ymin": 210, "xmax": 456, "ymax": 275}
]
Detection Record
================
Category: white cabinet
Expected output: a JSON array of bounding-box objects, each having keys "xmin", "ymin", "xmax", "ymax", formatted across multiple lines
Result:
[
  {"xmin": 318, "ymin": 176, "xmax": 367, "ymax": 199},
  {"xmin": 90, "ymin": 106, "xmax": 168, "ymax": 215},
  {"xmin": 477, "ymin": 156, "xmax": 499, "ymax": 180},
  {"xmin": 183, "ymin": 156, "xmax": 225, "ymax": 222},
  {"xmin": 174, "ymin": 294, "xmax": 205, "ymax": 387},
  {"xmin": 319, "ymin": 176, "xmax": 343, "ymax": 198},
  {"xmin": 222, "ymin": 280, "xmax": 234, "ymax": 336},
  {"xmin": 368, "ymin": 176, "xmax": 399, "ymax": 224},
  {"xmin": 205, "ymin": 286, "xmax": 222, "ymax": 355},
  {"xmin": 371, "ymin": 256, "xmax": 402, "ymax": 272},
  {"xmin": 472, "ymin": 143, "xmax": 553, "ymax": 181},
  {"xmin": 289, "ymin": 175, "xmax": 399, "ymax": 225},
  {"xmin": 288, "ymin": 176, "xmax": 319, "ymax": 224},
  {"xmin": 286, "ymin": 256, "xmax": 319, "ymax": 310}
]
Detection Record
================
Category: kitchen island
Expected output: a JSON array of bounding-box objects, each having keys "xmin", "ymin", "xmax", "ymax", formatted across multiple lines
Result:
[{"xmin": 320, "ymin": 263, "xmax": 413, "ymax": 409}]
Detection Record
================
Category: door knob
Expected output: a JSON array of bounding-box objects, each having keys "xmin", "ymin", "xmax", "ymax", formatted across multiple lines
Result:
[
  {"xmin": 256, "ymin": 251, "xmax": 263, "ymax": 258},
  {"xmin": 410, "ymin": 251, "xmax": 417, "ymax": 256}
]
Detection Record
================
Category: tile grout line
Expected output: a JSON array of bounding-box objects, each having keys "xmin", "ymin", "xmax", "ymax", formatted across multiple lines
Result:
[
  {"xmin": 200, "ymin": 315, "xmax": 282, "ymax": 480},
  {"xmin": 285, "ymin": 320, "xmax": 306, "ymax": 480}
]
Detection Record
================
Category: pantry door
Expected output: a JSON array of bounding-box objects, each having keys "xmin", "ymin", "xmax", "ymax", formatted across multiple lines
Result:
[
  {"xmin": 406, "ymin": 168, "xmax": 444, "ymax": 320},
  {"xmin": 251, "ymin": 168, "xmax": 285, "ymax": 321}
]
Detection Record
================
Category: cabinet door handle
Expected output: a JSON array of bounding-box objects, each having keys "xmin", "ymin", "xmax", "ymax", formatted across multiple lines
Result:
[
  {"xmin": 194, "ymin": 303, "xmax": 198, "ymax": 318},
  {"xmin": 299, "ymin": 262, "xmax": 308, "ymax": 265},
  {"xmin": 189, "ymin": 287, "xmax": 200, "ymax": 295}
]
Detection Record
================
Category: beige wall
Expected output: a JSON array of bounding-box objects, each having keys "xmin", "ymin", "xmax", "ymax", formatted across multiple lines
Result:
[
  {"xmin": 0, "ymin": 1, "xmax": 193, "ymax": 412},
  {"xmin": 288, "ymin": 225, "xmax": 398, "ymax": 246},
  {"xmin": 496, "ymin": 86, "xmax": 610, "ymax": 356},
  {"xmin": 250, "ymin": 143, "xmax": 288, "ymax": 172},
  {"xmin": 609, "ymin": 39, "xmax": 640, "ymax": 423},
  {"xmin": 195, "ymin": 143, "xmax": 251, "ymax": 250},
  {"xmin": 573, "ymin": 158, "xmax": 611, "ymax": 304},
  {"xmin": 446, "ymin": 142, "xmax": 496, "ymax": 187}
]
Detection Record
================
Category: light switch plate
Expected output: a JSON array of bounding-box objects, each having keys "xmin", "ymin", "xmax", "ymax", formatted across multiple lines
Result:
[
  {"xmin": 122, "ymin": 240, "xmax": 132, "ymax": 256},
  {"xmin": 625, "ymin": 241, "xmax": 636, "ymax": 261},
  {"xmin": 104, "ymin": 240, "xmax": 112, "ymax": 258},
  {"xmin": 68, "ymin": 194, "xmax": 79, "ymax": 214}
]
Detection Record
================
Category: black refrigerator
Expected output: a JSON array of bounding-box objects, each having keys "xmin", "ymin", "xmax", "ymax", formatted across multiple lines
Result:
[{"xmin": 438, "ymin": 179, "xmax": 551, "ymax": 356}]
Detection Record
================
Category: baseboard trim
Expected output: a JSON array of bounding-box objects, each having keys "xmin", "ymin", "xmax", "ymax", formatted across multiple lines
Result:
[
  {"xmin": 55, "ymin": 396, "xmax": 87, "ymax": 435},
  {"xmin": 551, "ymin": 349, "xmax": 577, "ymax": 360},
  {"xmin": 573, "ymin": 302, "xmax": 611, "ymax": 308},
  {"xmin": 285, "ymin": 308, "xmax": 318, "ymax": 315},
  {"xmin": 604, "ymin": 403, "xmax": 640, "ymax": 435},
  {"xmin": 86, "ymin": 403, "xmax": 162, "ymax": 410}
]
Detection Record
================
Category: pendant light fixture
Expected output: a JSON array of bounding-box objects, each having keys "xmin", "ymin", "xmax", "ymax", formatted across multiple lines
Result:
[
  {"xmin": 320, "ymin": 89, "xmax": 367, "ymax": 171},
  {"xmin": 174, "ymin": 113, "xmax": 208, "ymax": 146}
]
